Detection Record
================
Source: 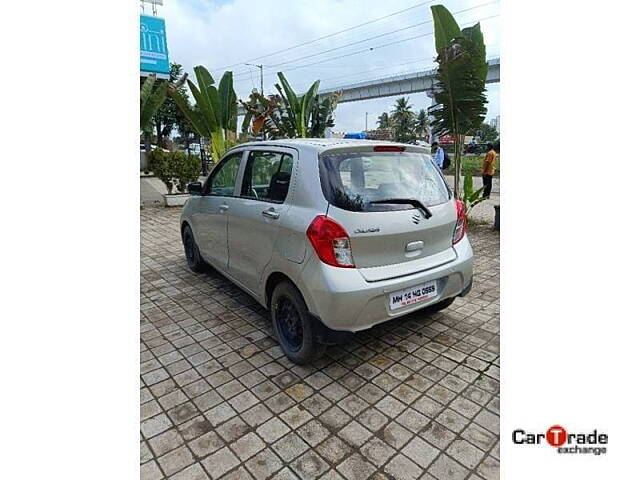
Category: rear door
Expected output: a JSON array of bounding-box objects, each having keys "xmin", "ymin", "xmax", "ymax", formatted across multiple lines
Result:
[
  {"xmin": 320, "ymin": 147, "xmax": 457, "ymax": 276},
  {"xmin": 227, "ymin": 148, "xmax": 295, "ymax": 294},
  {"xmin": 191, "ymin": 151, "xmax": 244, "ymax": 270}
]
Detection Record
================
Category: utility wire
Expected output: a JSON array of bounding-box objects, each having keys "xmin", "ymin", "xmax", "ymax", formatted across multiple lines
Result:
[
  {"xmin": 231, "ymin": 2, "xmax": 498, "ymax": 83},
  {"xmin": 265, "ymin": 1, "xmax": 498, "ymax": 70},
  {"xmin": 211, "ymin": 0, "xmax": 438, "ymax": 71},
  {"xmin": 234, "ymin": 14, "xmax": 499, "ymax": 88}
]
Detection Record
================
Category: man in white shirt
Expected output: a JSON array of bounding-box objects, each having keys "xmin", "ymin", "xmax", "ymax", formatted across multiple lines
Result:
[{"xmin": 432, "ymin": 141, "xmax": 444, "ymax": 169}]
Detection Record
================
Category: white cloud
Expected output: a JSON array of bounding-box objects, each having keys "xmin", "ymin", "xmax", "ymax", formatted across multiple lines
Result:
[{"xmin": 160, "ymin": 0, "xmax": 500, "ymax": 132}]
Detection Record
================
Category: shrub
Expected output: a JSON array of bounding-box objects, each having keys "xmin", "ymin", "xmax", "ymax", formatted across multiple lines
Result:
[
  {"xmin": 149, "ymin": 149, "xmax": 200, "ymax": 194},
  {"xmin": 148, "ymin": 148, "xmax": 174, "ymax": 194},
  {"xmin": 172, "ymin": 152, "xmax": 200, "ymax": 193}
]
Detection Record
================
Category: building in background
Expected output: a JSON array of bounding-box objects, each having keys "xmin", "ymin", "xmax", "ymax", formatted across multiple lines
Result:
[{"xmin": 490, "ymin": 115, "xmax": 500, "ymax": 133}]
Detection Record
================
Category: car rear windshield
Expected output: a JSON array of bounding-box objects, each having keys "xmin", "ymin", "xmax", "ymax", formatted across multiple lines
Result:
[{"xmin": 319, "ymin": 151, "xmax": 450, "ymax": 212}]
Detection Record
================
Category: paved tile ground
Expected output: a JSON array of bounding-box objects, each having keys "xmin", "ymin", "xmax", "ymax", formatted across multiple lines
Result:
[{"xmin": 141, "ymin": 206, "xmax": 500, "ymax": 480}]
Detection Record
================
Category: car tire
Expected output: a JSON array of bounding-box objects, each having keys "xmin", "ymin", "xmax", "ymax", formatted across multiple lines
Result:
[
  {"xmin": 425, "ymin": 296, "xmax": 456, "ymax": 313},
  {"xmin": 271, "ymin": 281, "xmax": 326, "ymax": 364},
  {"xmin": 182, "ymin": 224, "xmax": 207, "ymax": 273}
]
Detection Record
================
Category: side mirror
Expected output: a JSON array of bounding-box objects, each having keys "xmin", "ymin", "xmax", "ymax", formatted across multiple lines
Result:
[{"xmin": 187, "ymin": 182, "xmax": 203, "ymax": 195}]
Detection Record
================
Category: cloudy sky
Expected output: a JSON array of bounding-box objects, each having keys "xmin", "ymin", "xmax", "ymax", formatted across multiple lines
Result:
[{"xmin": 156, "ymin": 0, "xmax": 500, "ymax": 133}]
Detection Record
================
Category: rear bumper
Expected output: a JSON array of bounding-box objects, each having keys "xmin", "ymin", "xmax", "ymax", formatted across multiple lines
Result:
[{"xmin": 299, "ymin": 235, "xmax": 474, "ymax": 332}]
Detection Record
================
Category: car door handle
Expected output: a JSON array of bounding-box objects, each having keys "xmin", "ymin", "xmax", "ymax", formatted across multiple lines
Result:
[
  {"xmin": 219, "ymin": 204, "xmax": 229, "ymax": 213},
  {"xmin": 262, "ymin": 208, "xmax": 280, "ymax": 219}
]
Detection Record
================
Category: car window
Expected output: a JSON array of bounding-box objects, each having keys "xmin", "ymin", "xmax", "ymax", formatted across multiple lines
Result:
[
  {"xmin": 320, "ymin": 151, "xmax": 450, "ymax": 212},
  {"xmin": 206, "ymin": 152, "xmax": 243, "ymax": 196},
  {"xmin": 241, "ymin": 151, "xmax": 294, "ymax": 203}
]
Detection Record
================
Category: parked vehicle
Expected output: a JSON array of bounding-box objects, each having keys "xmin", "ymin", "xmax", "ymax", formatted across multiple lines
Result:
[{"xmin": 180, "ymin": 139, "xmax": 473, "ymax": 363}]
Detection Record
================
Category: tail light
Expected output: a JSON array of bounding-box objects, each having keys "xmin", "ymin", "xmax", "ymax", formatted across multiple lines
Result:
[
  {"xmin": 373, "ymin": 145, "xmax": 405, "ymax": 152},
  {"xmin": 452, "ymin": 199, "xmax": 467, "ymax": 245},
  {"xmin": 306, "ymin": 215, "xmax": 355, "ymax": 268}
]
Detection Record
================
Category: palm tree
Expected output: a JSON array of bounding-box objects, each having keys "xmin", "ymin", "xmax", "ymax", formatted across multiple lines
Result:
[
  {"xmin": 377, "ymin": 112, "xmax": 390, "ymax": 129},
  {"xmin": 390, "ymin": 97, "xmax": 416, "ymax": 143},
  {"xmin": 415, "ymin": 109, "xmax": 429, "ymax": 140}
]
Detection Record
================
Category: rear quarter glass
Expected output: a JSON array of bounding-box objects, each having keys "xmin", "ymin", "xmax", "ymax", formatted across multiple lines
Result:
[{"xmin": 318, "ymin": 151, "xmax": 450, "ymax": 212}]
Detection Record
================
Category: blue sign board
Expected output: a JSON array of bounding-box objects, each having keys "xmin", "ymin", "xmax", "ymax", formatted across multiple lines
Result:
[{"xmin": 140, "ymin": 15, "xmax": 170, "ymax": 75}]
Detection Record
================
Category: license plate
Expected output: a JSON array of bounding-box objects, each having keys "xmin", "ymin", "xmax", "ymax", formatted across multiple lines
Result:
[{"xmin": 388, "ymin": 280, "xmax": 437, "ymax": 311}]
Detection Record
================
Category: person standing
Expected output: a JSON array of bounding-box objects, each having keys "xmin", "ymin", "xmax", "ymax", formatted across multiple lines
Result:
[
  {"xmin": 482, "ymin": 143, "xmax": 497, "ymax": 198},
  {"xmin": 432, "ymin": 141, "xmax": 444, "ymax": 169}
]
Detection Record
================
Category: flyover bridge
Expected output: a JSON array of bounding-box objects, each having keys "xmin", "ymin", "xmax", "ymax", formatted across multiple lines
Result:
[
  {"xmin": 238, "ymin": 57, "xmax": 499, "ymax": 115},
  {"xmin": 319, "ymin": 57, "xmax": 499, "ymax": 103}
]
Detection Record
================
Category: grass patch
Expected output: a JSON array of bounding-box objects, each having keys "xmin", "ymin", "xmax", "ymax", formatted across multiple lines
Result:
[{"xmin": 443, "ymin": 155, "xmax": 500, "ymax": 177}]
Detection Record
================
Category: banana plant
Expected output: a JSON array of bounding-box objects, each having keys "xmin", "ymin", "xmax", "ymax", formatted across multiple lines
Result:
[
  {"xmin": 428, "ymin": 4, "xmax": 488, "ymax": 197},
  {"xmin": 275, "ymin": 72, "xmax": 320, "ymax": 138},
  {"xmin": 140, "ymin": 74, "xmax": 168, "ymax": 133},
  {"xmin": 168, "ymin": 66, "xmax": 237, "ymax": 163},
  {"xmin": 461, "ymin": 168, "xmax": 487, "ymax": 215}
]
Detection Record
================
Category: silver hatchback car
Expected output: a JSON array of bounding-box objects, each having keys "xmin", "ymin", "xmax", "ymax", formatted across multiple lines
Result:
[{"xmin": 180, "ymin": 139, "xmax": 473, "ymax": 363}]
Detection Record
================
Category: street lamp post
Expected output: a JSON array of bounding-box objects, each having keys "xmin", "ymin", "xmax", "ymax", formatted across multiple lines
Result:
[
  {"xmin": 244, "ymin": 63, "xmax": 264, "ymax": 140},
  {"xmin": 244, "ymin": 63, "xmax": 263, "ymax": 95}
]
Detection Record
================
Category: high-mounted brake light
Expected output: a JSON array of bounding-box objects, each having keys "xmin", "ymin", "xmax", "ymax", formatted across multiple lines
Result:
[
  {"xmin": 452, "ymin": 199, "xmax": 467, "ymax": 245},
  {"xmin": 373, "ymin": 145, "xmax": 405, "ymax": 152},
  {"xmin": 306, "ymin": 216, "xmax": 355, "ymax": 268}
]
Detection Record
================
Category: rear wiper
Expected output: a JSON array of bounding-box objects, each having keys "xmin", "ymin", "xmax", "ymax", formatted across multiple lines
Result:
[{"xmin": 368, "ymin": 198, "xmax": 432, "ymax": 219}]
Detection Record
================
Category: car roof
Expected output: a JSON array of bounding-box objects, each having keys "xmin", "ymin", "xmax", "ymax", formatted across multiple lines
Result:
[{"xmin": 231, "ymin": 138, "xmax": 429, "ymax": 154}]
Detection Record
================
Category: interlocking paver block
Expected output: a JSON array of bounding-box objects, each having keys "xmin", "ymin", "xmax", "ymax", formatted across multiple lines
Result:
[
  {"xmin": 337, "ymin": 453, "xmax": 377, "ymax": 480},
  {"xmin": 402, "ymin": 436, "xmax": 439, "ymax": 469},
  {"xmin": 257, "ymin": 417, "xmax": 291, "ymax": 443},
  {"xmin": 230, "ymin": 432, "xmax": 267, "ymax": 461},
  {"xmin": 188, "ymin": 431, "xmax": 224, "ymax": 458},
  {"xmin": 360, "ymin": 437, "xmax": 395, "ymax": 467},
  {"xmin": 428, "ymin": 454, "xmax": 469, "ymax": 480},
  {"xmin": 338, "ymin": 420, "xmax": 372, "ymax": 447},
  {"xmin": 169, "ymin": 462, "xmax": 209, "ymax": 480},
  {"xmin": 158, "ymin": 445, "xmax": 195, "ymax": 477},
  {"xmin": 272, "ymin": 432, "xmax": 310, "ymax": 462},
  {"xmin": 148, "ymin": 428, "xmax": 184, "ymax": 457},
  {"xmin": 446, "ymin": 439, "xmax": 485, "ymax": 470},
  {"xmin": 244, "ymin": 449, "xmax": 284, "ymax": 480},
  {"xmin": 290, "ymin": 450, "xmax": 330, "ymax": 480},
  {"xmin": 140, "ymin": 209, "xmax": 499, "ymax": 480},
  {"xmin": 141, "ymin": 413, "xmax": 172, "ymax": 439},
  {"xmin": 316, "ymin": 436, "xmax": 350, "ymax": 464},
  {"xmin": 201, "ymin": 446, "xmax": 240, "ymax": 479},
  {"xmin": 384, "ymin": 453, "xmax": 423, "ymax": 480}
]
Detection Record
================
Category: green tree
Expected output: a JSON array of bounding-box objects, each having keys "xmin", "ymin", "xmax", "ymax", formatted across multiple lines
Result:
[
  {"xmin": 415, "ymin": 109, "xmax": 429, "ymax": 140},
  {"xmin": 169, "ymin": 66, "xmax": 237, "ymax": 163},
  {"xmin": 390, "ymin": 97, "xmax": 416, "ymax": 143},
  {"xmin": 377, "ymin": 112, "xmax": 390, "ymax": 129},
  {"xmin": 428, "ymin": 4, "xmax": 488, "ymax": 197},
  {"xmin": 140, "ymin": 74, "xmax": 168, "ymax": 152},
  {"xmin": 476, "ymin": 122, "xmax": 498, "ymax": 142},
  {"xmin": 152, "ymin": 63, "xmax": 189, "ymax": 149}
]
